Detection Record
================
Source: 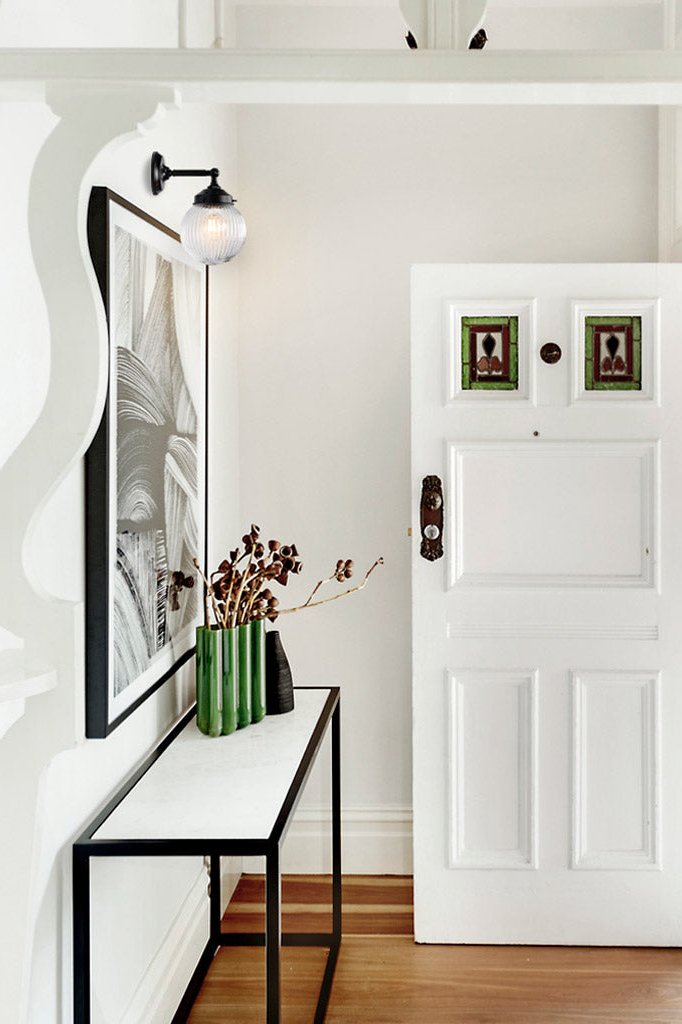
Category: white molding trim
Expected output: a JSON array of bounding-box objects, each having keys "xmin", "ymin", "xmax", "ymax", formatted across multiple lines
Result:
[
  {"xmin": 8, "ymin": 52, "xmax": 682, "ymax": 107},
  {"xmin": 0, "ymin": 650, "xmax": 57, "ymax": 740},
  {"xmin": 279, "ymin": 806, "xmax": 413, "ymax": 875},
  {"xmin": 448, "ymin": 670, "xmax": 538, "ymax": 870},
  {"xmin": 571, "ymin": 298, "xmax": 660, "ymax": 405},
  {"xmin": 448, "ymin": 440, "xmax": 658, "ymax": 590},
  {"xmin": 120, "ymin": 862, "xmax": 241, "ymax": 1024},
  {"xmin": 448, "ymin": 623, "xmax": 659, "ymax": 640},
  {"xmin": 444, "ymin": 298, "xmax": 536, "ymax": 405},
  {"xmin": 659, "ymin": 108, "xmax": 682, "ymax": 261},
  {"xmin": 572, "ymin": 671, "xmax": 661, "ymax": 871}
]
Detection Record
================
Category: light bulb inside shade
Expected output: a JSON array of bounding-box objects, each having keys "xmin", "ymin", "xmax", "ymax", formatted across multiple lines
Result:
[{"xmin": 180, "ymin": 203, "xmax": 246, "ymax": 265}]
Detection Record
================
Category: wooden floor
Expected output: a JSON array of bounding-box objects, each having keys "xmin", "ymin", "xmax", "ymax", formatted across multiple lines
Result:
[{"xmin": 188, "ymin": 875, "xmax": 682, "ymax": 1023}]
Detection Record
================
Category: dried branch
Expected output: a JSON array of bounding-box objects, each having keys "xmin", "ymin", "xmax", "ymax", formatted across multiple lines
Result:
[
  {"xmin": 277, "ymin": 557, "xmax": 383, "ymax": 617},
  {"xmin": 301, "ymin": 558, "xmax": 353, "ymax": 608}
]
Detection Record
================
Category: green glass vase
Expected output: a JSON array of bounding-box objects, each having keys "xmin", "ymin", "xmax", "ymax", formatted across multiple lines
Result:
[
  {"xmin": 250, "ymin": 618, "xmax": 267, "ymax": 723},
  {"xmin": 195, "ymin": 626, "xmax": 222, "ymax": 737},
  {"xmin": 237, "ymin": 623, "xmax": 252, "ymax": 728},
  {"xmin": 221, "ymin": 627, "xmax": 238, "ymax": 735}
]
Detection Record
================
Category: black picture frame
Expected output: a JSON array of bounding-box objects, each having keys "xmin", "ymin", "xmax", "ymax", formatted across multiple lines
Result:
[{"xmin": 85, "ymin": 187, "xmax": 209, "ymax": 738}]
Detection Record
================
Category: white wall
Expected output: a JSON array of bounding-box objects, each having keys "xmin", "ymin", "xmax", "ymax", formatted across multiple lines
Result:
[
  {"xmin": 0, "ymin": 0, "xmax": 216, "ymax": 47},
  {"xmin": 236, "ymin": 103, "xmax": 658, "ymax": 872},
  {"xmin": 485, "ymin": 4, "xmax": 664, "ymax": 50},
  {"xmin": 235, "ymin": 4, "xmax": 406, "ymax": 47},
  {"xmin": 0, "ymin": 98, "xmax": 241, "ymax": 1024}
]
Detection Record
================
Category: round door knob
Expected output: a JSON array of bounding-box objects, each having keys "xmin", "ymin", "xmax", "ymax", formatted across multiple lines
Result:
[
  {"xmin": 540, "ymin": 342, "xmax": 562, "ymax": 364},
  {"xmin": 424, "ymin": 524, "xmax": 440, "ymax": 540},
  {"xmin": 424, "ymin": 491, "xmax": 442, "ymax": 511}
]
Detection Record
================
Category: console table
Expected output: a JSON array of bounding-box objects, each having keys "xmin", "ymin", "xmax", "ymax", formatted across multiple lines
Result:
[{"xmin": 73, "ymin": 686, "xmax": 341, "ymax": 1024}]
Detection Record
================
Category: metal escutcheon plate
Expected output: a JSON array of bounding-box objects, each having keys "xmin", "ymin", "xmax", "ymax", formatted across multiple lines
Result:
[{"xmin": 540, "ymin": 342, "xmax": 562, "ymax": 364}]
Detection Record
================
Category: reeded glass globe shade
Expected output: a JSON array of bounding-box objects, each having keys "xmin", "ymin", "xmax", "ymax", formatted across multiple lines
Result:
[{"xmin": 180, "ymin": 202, "xmax": 246, "ymax": 265}]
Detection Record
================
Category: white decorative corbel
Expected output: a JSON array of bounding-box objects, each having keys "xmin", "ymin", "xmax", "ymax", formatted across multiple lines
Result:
[
  {"xmin": 400, "ymin": 0, "xmax": 487, "ymax": 49},
  {"xmin": 0, "ymin": 80, "xmax": 176, "ymax": 1024}
]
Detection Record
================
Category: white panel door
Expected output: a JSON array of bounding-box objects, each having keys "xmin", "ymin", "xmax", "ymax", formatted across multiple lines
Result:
[{"xmin": 411, "ymin": 264, "xmax": 682, "ymax": 945}]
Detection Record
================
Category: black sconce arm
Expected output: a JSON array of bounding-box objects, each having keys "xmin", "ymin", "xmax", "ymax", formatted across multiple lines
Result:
[{"xmin": 151, "ymin": 152, "xmax": 222, "ymax": 196}]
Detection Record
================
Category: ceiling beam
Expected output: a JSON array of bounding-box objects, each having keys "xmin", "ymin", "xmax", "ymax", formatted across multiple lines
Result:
[{"xmin": 3, "ymin": 48, "xmax": 682, "ymax": 104}]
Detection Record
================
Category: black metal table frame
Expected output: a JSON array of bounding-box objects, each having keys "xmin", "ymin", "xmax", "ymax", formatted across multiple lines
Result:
[{"xmin": 73, "ymin": 687, "xmax": 341, "ymax": 1024}]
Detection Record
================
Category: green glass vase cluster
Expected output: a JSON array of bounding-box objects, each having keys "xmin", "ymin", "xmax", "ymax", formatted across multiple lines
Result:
[{"xmin": 196, "ymin": 619, "xmax": 266, "ymax": 736}]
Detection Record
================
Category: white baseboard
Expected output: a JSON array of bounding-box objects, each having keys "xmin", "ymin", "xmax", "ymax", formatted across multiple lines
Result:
[
  {"xmin": 119, "ymin": 859, "xmax": 241, "ymax": 1024},
  {"xmin": 280, "ymin": 806, "xmax": 413, "ymax": 875}
]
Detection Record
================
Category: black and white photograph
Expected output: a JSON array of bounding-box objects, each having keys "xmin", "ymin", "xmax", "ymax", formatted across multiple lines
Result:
[{"xmin": 85, "ymin": 188, "xmax": 207, "ymax": 737}]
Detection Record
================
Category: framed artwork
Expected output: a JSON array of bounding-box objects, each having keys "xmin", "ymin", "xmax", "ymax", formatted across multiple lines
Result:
[{"xmin": 85, "ymin": 188, "xmax": 208, "ymax": 738}]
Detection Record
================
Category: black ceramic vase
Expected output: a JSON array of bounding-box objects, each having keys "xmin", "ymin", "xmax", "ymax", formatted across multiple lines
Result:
[{"xmin": 265, "ymin": 630, "xmax": 294, "ymax": 714}]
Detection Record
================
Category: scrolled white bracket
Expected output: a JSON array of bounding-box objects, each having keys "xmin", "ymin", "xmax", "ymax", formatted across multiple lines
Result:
[
  {"xmin": 0, "ymin": 80, "xmax": 176, "ymax": 1024},
  {"xmin": 400, "ymin": 0, "xmax": 487, "ymax": 49}
]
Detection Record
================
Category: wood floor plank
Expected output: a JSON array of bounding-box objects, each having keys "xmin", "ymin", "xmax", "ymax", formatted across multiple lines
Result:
[{"xmin": 185, "ymin": 875, "xmax": 682, "ymax": 1024}]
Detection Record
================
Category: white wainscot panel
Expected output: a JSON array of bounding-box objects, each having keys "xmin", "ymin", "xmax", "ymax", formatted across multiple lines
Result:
[
  {"xmin": 449, "ymin": 671, "xmax": 538, "ymax": 870},
  {"xmin": 572, "ymin": 671, "xmax": 660, "ymax": 870},
  {"xmin": 448, "ymin": 441, "xmax": 657, "ymax": 589}
]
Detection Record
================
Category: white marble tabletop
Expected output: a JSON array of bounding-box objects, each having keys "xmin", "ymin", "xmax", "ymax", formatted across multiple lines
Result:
[{"xmin": 94, "ymin": 688, "xmax": 332, "ymax": 842}]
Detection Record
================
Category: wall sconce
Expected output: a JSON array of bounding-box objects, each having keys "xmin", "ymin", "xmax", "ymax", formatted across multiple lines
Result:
[{"xmin": 150, "ymin": 151, "xmax": 246, "ymax": 265}]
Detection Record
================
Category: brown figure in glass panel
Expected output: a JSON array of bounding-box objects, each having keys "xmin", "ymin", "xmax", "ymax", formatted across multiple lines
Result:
[
  {"xmin": 470, "ymin": 324, "xmax": 511, "ymax": 384},
  {"xmin": 593, "ymin": 323, "xmax": 634, "ymax": 384},
  {"xmin": 602, "ymin": 334, "xmax": 626, "ymax": 376}
]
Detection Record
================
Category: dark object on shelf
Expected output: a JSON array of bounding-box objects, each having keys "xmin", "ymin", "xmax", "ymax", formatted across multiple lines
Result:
[
  {"xmin": 266, "ymin": 631, "xmax": 295, "ymax": 714},
  {"xmin": 406, "ymin": 30, "xmax": 418, "ymax": 49},
  {"xmin": 469, "ymin": 28, "xmax": 488, "ymax": 48}
]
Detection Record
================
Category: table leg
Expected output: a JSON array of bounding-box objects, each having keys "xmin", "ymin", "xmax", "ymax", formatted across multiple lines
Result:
[
  {"xmin": 266, "ymin": 846, "xmax": 281, "ymax": 1024},
  {"xmin": 210, "ymin": 854, "xmax": 222, "ymax": 942},
  {"xmin": 73, "ymin": 846, "xmax": 91, "ymax": 1024},
  {"xmin": 331, "ymin": 702, "xmax": 342, "ymax": 946}
]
